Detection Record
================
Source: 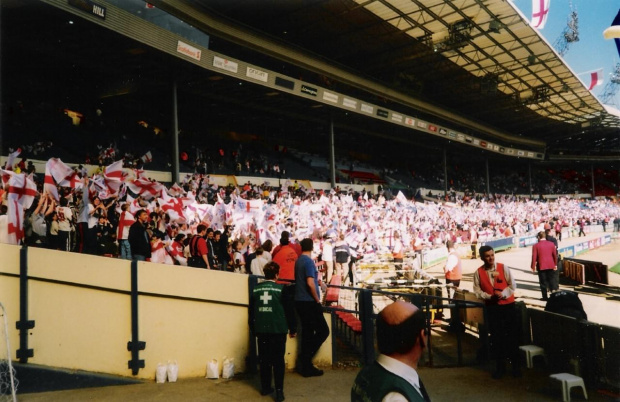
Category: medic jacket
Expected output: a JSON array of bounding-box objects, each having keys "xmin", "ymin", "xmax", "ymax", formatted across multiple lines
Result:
[{"xmin": 252, "ymin": 281, "xmax": 297, "ymax": 334}]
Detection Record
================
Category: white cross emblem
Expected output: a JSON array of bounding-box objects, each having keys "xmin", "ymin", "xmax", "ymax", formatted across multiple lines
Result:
[{"xmin": 260, "ymin": 291, "xmax": 272, "ymax": 305}]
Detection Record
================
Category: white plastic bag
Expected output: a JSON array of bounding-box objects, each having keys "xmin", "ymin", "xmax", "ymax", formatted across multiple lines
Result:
[
  {"xmin": 166, "ymin": 360, "xmax": 179, "ymax": 382},
  {"xmin": 206, "ymin": 359, "xmax": 219, "ymax": 379},
  {"xmin": 222, "ymin": 356, "xmax": 235, "ymax": 379},
  {"xmin": 156, "ymin": 363, "xmax": 167, "ymax": 383}
]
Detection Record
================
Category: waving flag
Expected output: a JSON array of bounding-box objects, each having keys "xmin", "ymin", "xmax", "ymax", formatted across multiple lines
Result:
[
  {"xmin": 7, "ymin": 199, "xmax": 25, "ymax": 245},
  {"xmin": 603, "ymin": 9, "xmax": 620, "ymax": 57},
  {"xmin": 587, "ymin": 69, "xmax": 604, "ymax": 90},
  {"xmin": 531, "ymin": 0, "xmax": 550, "ymax": 29},
  {"xmin": 44, "ymin": 158, "xmax": 75, "ymax": 200},
  {"xmin": 2, "ymin": 149, "xmax": 21, "ymax": 187},
  {"xmin": 127, "ymin": 177, "xmax": 163, "ymax": 200},
  {"xmin": 7, "ymin": 172, "xmax": 37, "ymax": 209},
  {"xmin": 102, "ymin": 160, "xmax": 124, "ymax": 196}
]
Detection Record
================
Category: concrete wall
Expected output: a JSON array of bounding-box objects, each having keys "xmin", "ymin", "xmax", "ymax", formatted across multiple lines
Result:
[{"xmin": 0, "ymin": 245, "xmax": 332, "ymax": 379}]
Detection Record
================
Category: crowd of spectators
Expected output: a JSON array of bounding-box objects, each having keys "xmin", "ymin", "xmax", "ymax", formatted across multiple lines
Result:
[{"xmin": 2, "ymin": 155, "xmax": 619, "ymax": 282}]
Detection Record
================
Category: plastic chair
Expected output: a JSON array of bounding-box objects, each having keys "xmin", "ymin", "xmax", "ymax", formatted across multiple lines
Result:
[
  {"xmin": 519, "ymin": 345, "xmax": 546, "ymax": 368},
  {"xmin": 549, "ymin": 373, "xmax": 588, "ymax": 402}
]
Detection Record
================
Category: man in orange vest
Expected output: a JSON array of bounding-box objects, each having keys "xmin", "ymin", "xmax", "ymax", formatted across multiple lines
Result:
[
  {"xmin": 473, "ymin": 245, "xmax": 521, "ymax": 379},
  {"xmin": 443, "ymin": 240, "xmax": 462, "ymax": 299}
]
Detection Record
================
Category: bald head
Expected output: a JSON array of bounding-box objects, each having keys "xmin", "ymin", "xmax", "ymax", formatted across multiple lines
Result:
[
  {"xmin": 377, "ymin": 301, "xmax": 426, "ymax": 355},
  {"xmin": 380, "ymin": 301, "xmax": 418, "ymax": 325}
]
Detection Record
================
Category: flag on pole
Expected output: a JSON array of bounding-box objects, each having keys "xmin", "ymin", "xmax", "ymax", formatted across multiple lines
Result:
[
  {"xmin": 531, "ymin": 0, "xmax": 550, "ymax": 29},
  {"xmin": 603, "ymin": 9, "xmax": 620, "ymax": 57},
  {"xmin": 587, "ymin": 68, "xmax": 604, "ymax": 90}
]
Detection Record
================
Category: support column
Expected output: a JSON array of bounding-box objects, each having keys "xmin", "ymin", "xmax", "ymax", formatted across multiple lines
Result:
[
  {"xmin": 528, "ymin": 163, "xmax": 533, "ymax": 199},
  {"xmin": 443, "ymin": 148, "xmax": 448, "ymax": 199},
  {"xmin": 591, "ymin": 164, "xmax": 595, "ymax": 198},
  {"xmin": 485, "ymin": 158, "xmax": 490, "ymax": 195},
  {"xmin": 171, "ymin": 80, "xmax": 180, "ymax": 185},
  {"xmin": 329, "ymin": 118, "xmax": 336, "ymax": 188}
]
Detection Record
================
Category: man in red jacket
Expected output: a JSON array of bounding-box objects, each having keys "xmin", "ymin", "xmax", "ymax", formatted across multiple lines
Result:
[{"xmin": 531, "ymin": 231, "xmax": 558, "ymax": 301}]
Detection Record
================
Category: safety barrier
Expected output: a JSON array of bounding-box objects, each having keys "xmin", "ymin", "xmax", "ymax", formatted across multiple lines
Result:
[{"xmin": 524, "ymin": 308, "xmax": 619, "ymax": 390}]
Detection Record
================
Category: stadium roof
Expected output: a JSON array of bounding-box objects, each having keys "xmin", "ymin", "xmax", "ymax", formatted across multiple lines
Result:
[
  {"xmin": 2, "ymin": 0, "xmax": 619, "ymax": 160},
  {"xmin": 172, "ymin": 0, "xmax": 620, "ymax": 157}
]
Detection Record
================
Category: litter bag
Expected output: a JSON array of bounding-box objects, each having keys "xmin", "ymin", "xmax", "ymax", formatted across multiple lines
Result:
[
  {"xmin": 222, "ymin": 356, "xmax": 235, "ymax": 379},
  {"xmin": 166, "ymin": 360, "xmax": 179, "ymax": 382},
  {"xmin": 206, "ymin": 359, "xmax": 219, "ymax": 379},
  {"xmin": 156, "ymin": 363, "xmax": 167, "ymax": 383}
]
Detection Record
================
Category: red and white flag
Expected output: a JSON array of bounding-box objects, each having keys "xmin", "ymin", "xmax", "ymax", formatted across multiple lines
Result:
[
  {"xmin": 102, "ymin": 160, "xmax": 125, "ymax": 196},
  {"xmin": 127, "ymin": 177, "xmax": 163, "ymax": 200},
  {"xmin": 44, "ymin": 158, "xmax": 75, "ymax": 201},
  {"xmin": 7, "ymin": 172, "xmax": 37, "ymax": 209},
  {"xmin": 167, "ymin": 182, "xmax": 185, "ymax": 197},
  {"xmin": 587, "ymin": 68, "xmax": 604, "ymax": 90},
  {"xmin": 531, "ymin": 0, "xmax": 550, "ymax": 29},
  {"xmin": 140, "ymin": 151, "xmax": 153, "ymax": 164},
  {"xmin": 7, "ymin": 199, "xmax": 25, "ymax": 245}
]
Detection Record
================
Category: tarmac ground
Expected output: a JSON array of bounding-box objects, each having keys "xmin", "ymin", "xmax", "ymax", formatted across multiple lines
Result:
[{"xmin": 13, "ymin": 232, "xmax": 620, "ymax": 401}]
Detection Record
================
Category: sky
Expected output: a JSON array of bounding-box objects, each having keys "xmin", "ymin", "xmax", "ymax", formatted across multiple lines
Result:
[{"xmin": 511, "ymin": 0, "xmax": 620, "ymax": 106}]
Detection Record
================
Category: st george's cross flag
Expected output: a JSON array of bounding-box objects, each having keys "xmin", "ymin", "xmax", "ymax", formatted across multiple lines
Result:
[
  {"xmin": 531, "ymin": 0, "xmax": 550, "ymax": 30},
  {"xmin": 587, "ymin": 69, "xmax": 604, "ymax": 90},
  {"xmin": 44, "ymin": 158, "xmax": 75, "ymax": 201}
]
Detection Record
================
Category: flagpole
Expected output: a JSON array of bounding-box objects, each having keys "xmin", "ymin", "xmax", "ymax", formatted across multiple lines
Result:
[{"xmin": 171, "ymin": 79, "xmax": 180, "ymax": 185}]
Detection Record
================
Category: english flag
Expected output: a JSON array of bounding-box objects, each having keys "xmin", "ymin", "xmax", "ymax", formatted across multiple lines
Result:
[
  {"xmin": 587, "ymin": 69, "xmax": 604, "ymax": 90},
  {"xmin": 102, "ymin": 160, "xmax": 124, "ymax": 196},
  {"xmin": 140, "ymin": 151, "xmax": 153, "ymax": 164},
  {"xmin": 531, "ymin": 0, "xmax": 550, "ymax": 30},
  {"xmin": 7, "ymin": 199, "xmax": 24, "ymax": 245},
  {"xmin": 7, "ymin": 172, "xmax": 37, "ymax": 209},
  {"xmin": 126, "ymin": 177, "xmax": 163, "ymax": 200},
  {"xmin": 44, "ymin": 158, "xmax": 75, "ymax": 201}
]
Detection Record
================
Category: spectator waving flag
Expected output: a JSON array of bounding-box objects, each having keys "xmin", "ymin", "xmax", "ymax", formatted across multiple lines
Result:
[
  {"xmin": 603, "ymin": 9, "xmax": 620, "ymax": 57},
  {"xmin": 2, "ymin": 148, "xmax": 21, "ymax": 187},
  {"xmin": 531, "ymin": 0, "xmax": 550, "ymax": 29}
]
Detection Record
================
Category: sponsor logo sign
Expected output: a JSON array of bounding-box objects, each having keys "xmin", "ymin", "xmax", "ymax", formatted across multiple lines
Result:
[
  {"xmin": 343, "ymin": 98, "xmax": 357, "ymax": 109},
  {"xmin": 405, "ymin": 117, "xmax": 415, "ymax": 126},
  {"xmin": 275, "ymin": 77, "xmax": 294, "ymax": 90},
  {"xmin": 213, "ymin": 56, "xmax": 238, "ymax": 73},
  {"xmin": 69, "ymin": 0, "xmax": 106, "ymax": 19},
  {"xmin": 322, "ymin": 91, "xmax": 338, "ymax": 103},
  {"xmin": 391, "ymin": 113, "xmax": 403, "ymax": 122},
  {"xmin": 177, "ymin": 41, "xmax": 202, "ymax": 61},
  {"xmin": 301, "ymin": 85, "xmax": 318, "ymax": 96},
  {"xmin": 361, "ymin": 104, "xmax": 374, "ymax": 114},
  {"xmin": 246, "ymin": 67, "xmax": 268, "ymax": 82}
]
